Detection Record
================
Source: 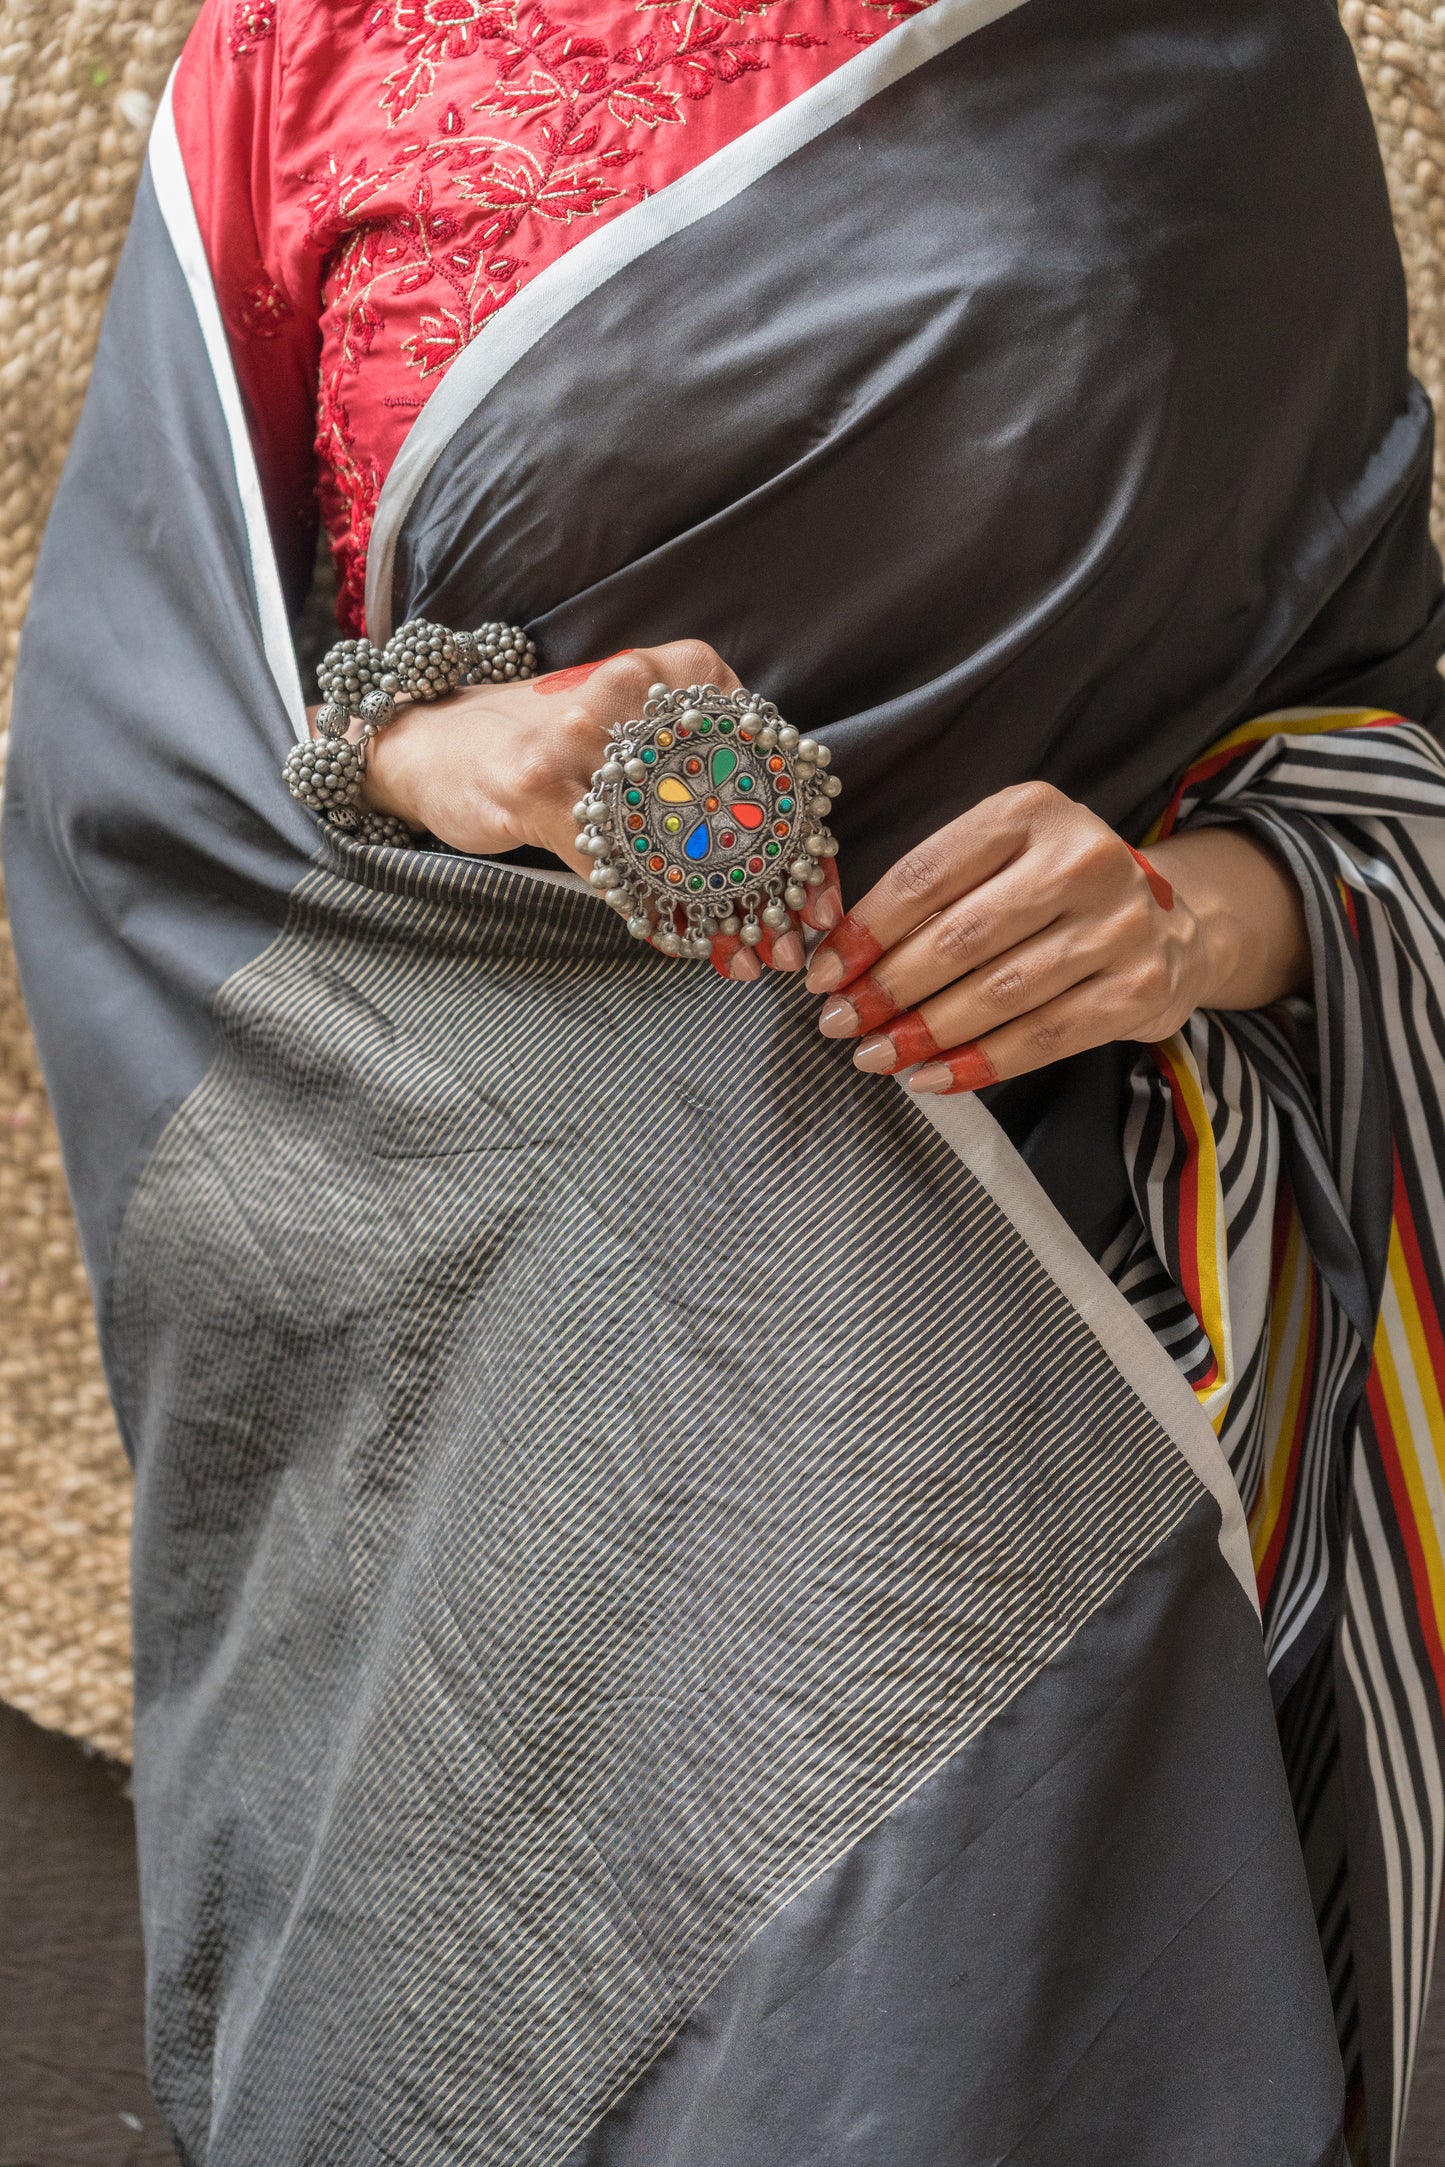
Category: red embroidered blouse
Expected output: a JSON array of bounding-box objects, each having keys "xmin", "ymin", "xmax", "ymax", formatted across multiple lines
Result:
[{"xmin": 174, "ymin": 0, "xmax": 916, "ymax": 633}]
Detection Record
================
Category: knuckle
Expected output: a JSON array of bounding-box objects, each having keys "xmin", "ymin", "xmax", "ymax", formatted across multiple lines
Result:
[
  {"xmin": 1028, "ymin": 1014, "xmax": 1069, "ymax": 1059},
  {"xmin": 982, "ymin": 964, "xmax": 1028, "ymax": 1012},
  {"xmin": 656, "ymin": 636, "xmax": 728, "ymax": 686},
  {"xmin": 1071, "ymin": 825, "xmax": 1123, "ymax": 882},
  {"xmin": 934, "ymin": 906, "xmax": 988, "ymax": 964},
  {"xmin": 889, "ymin": 838, "xmax": 948, "ymax": 904},
  {"xmin": 1005, "ymin": 779, "xmax": 1064, "ymax": 825}
]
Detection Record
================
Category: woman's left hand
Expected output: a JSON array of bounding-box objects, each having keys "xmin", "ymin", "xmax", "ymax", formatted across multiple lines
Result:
[{"xmin": 803, "ymin": 781, "xmax": 1310, "ymax": 1093}]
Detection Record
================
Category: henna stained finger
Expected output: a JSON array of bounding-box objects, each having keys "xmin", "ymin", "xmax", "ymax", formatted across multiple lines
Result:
[{"xmin": 804, "ymin": 907, "xmax": 883, "ymax": 994}]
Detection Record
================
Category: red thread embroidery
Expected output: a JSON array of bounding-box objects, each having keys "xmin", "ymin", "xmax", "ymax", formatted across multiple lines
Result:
[{"xmin": 222, "ymin": 0, "xmax": 924, "ymax": 627}]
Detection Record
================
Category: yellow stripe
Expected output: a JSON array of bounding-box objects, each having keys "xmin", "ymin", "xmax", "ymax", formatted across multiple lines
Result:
[
  {"xmin": 1248, "ymin": 1209, "xmax": 1314, "ymax": 1572},
  {"xmin": 1186, "ymin": 706, "xmax": 1397, "ymax": 764},
  {"xmin": 1373, "ymin": 1226, "xmax": 1445, "ymax": 1650},
  {"xmin": 1143, "ymin": 709, "xmax": 1399, "ymax": 844},
  {"xmin": 1158, "ymin": 1034, "xmax": 1234, "ymax": 1429}
]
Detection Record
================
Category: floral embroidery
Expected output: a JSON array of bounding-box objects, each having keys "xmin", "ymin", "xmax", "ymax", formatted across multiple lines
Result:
[
  {"xmin": 280, "ymin": 0, "xmax": 907, "ymax": 626},
  {"xmin": 238, "ymin": 268, "xmax": 293, "ymax": 336},
  {"xmin": 229, "ymin": 0, "xmax": 276, "ymax": 59}
]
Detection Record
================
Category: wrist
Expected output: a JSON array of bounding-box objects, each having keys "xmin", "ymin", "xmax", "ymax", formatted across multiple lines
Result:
[{"xmin": 1149, "ymin": 826, "xmax": 1309, "ymax": 1011}]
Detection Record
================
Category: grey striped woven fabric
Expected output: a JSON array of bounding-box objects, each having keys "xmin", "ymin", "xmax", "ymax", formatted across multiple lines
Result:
[{"xmin": 113, "ymin": 840, "xmax": 1213, "ymax": 2163}]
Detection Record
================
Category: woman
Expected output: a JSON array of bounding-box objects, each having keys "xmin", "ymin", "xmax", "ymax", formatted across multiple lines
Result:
[{"xmin": 7, "ymin": 0, "xmax": 1445, "ymax": 2158}]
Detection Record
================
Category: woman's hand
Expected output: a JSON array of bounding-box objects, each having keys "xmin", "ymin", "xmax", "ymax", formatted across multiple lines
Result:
[
  {"xmin": 347, "ymin": 638, "xmax": 839, "ymax": 971},
  {"xmin": 802, "ymin": 781, "xmax": 1309, "ymax": 1092}
]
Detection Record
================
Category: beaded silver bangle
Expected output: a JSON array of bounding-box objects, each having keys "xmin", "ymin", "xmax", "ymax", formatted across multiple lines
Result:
[{"xmin": 283, "ymin": 616, "xmax": 537, "ymax": 845}]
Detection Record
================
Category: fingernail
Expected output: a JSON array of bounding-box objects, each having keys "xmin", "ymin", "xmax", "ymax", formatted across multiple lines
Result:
[
  {"xmin": 821, "ymin": 910, "xmax": 883, "ymax": 986},
  {"xmin": 812, "ymin": 887, "xmax": 842, "ymax": 931},
  {"xmin": 771, "ymin": 931, "xmax": 804, "ymax": 972},
  {"xmin": 806, "ymin": 949, "xmax": 845, "ymax": 993},
  {"xmin": 907, "ymin": 1044, "xmax": 997, "ymax": 1095},
  {"xmin": 729, "ymin": 949, "xmax": 761, "ymax": 982},
  {"xmin": 819, "ymin": 996, "xmax": 860, "ymax": 1039},
  {"xmin": 853, "ymin": 1032, "xmax": 898, "ymax": 1073}
]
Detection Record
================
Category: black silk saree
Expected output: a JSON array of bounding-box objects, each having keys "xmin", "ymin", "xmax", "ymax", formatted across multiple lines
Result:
[{"xmin": 9, "ymin": 0, "xmax": 1445, "ymax": 2160}]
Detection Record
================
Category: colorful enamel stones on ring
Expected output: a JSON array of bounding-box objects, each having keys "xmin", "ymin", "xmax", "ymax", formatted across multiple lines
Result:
[{"xmin": 573, "ymin": 685, "xmax": 842, "ymax": 958}]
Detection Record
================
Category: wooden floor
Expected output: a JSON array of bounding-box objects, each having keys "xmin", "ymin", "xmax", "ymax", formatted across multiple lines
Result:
[{"xmin": 0, "ymin": 1699, "xmax": 1442, "ymax": 2163}]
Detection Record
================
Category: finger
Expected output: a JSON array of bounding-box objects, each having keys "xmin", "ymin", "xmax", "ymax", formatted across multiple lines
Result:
[
  {"xmin": 800, "ymin": 857, "xmax": 842, "ymax": 934},
  {"xmin": 710, "ymin": 931, "xmax": 762, "ymax": 983},
  {"xmin": 849, "ymin": 923, "xmax": 1114, "ymax": 1071},
  {"xmin": 813, "ymin": 830, "xmax": 1158, "ymax": 1032},
  {"xmin": 905, "ymin": 982, "xmax": 1115, "ymax": 1094},
  {"xmin": 805, "ymin": 782, "xmax": 1071, "ymax": 993}
]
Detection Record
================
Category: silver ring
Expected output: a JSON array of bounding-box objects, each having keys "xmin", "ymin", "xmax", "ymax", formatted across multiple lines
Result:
[{"xmin": 573, "ymin": 684, "xmax": 841, "ymax": 958}]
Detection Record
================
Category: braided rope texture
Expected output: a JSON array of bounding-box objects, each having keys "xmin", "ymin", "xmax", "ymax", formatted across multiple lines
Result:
[
  {"xmin": 0, "ymin": 2, "xmax": 1434, "ymax": 1759},
  {"xmin": 0, "ymin": 0, "xmax": 202, "ymax": 1759}
]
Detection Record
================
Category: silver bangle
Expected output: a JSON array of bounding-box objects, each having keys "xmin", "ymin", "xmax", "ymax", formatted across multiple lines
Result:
[
  {"xmin": 283, "ymin": 616, "xmax": 537, "ymax": 843},
  {"xmin": 572, "ymin": 682, "xmax": 841, "ymax": 958}
]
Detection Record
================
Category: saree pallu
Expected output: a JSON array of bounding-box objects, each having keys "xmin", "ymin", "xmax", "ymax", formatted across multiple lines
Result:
[{"xmin": 7, "ymin": 0, "xmax": 1445, "ymax": 2159}]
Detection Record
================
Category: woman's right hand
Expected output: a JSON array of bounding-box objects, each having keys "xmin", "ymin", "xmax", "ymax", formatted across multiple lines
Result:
[{"xmin": 357, "ymin": 638, "xmax": 840, "ymax": 974}]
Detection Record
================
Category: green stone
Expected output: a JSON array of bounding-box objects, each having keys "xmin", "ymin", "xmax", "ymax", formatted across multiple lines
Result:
[
  {"xmin": 688, "ymin": 874, "xmax": 704, "ymax": 890},
  {"xmin": 777, "ymin": 795, "xmax": 794, "ymax": 812},
  {"xmin": 625, "ymin": 788, "xmax": 643, "ymax": 806},
  {"xmin": 764, "ymin": 841, "xmax": 781, "ymax": 857},
  {"xmin": 641, "ymin": 748, "xmax": 657, "ymax": 765},
  {"xmin": 718, "ymin": 719, "xmax": 734, "ymax": 733},
  {"xmin": 730, "ymin": 866, "xmax": 746, "ymax": 884},
  {"xmin": 737, "ymin": 773, "xmax": 755, "ymax": 792},
  {"xmin": 699, "ymin": 717, "xmax": 714, "ymax": 733},
  {"xmin": 633, "ymin": 836, "xmax": 650, "ymax": 853}
]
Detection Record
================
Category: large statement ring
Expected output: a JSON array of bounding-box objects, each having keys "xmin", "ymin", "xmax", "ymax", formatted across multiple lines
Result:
[{"xmin": 573, "ymin": 683, "xmax": 841, "ymax": 958}]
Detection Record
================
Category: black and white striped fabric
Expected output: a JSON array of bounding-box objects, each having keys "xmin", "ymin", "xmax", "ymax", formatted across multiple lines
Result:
[{"xmin": 1111, "ymin": 710, "xmax": 1445, "ymax": 2162}]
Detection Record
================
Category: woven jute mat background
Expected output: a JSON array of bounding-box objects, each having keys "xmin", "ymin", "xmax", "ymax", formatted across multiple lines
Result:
[{"xmin": 0, "ymin": 1, "xmax": 1440, "ymax": 1761}]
